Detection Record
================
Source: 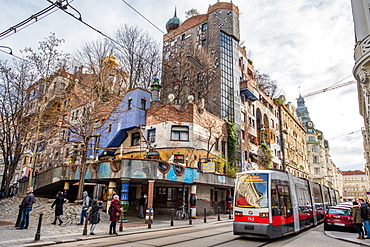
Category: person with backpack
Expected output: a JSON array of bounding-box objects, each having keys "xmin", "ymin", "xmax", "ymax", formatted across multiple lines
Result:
[
  {"xmin": 74, "ymin": 191, "xmax": 92, "ymax": 225},
  {"xmin": 108, "ymin": 194, "xmax": 122, "ymax": 235},
  {"xmin": 359, "ymin": 198, "xmax": 370, "ymax": 238},
  {"xmin": 88, "ymin": 199, "xmax": 103, "ymax": 235},
  {"xmin": 352, "ymin": 201, "xmax": 365, "ymax": 239}
]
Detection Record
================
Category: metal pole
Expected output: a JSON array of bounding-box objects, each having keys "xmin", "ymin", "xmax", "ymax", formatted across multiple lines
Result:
[
  {"xmin": 229, "ymin": 207, "xmax": 232, "ymax": 219},
  {"xmin": 218, "ymin": 207, "xmax": 221, "ymax": 221},
  {"xmin": 204, "ymin": 208, "xmax": 207, "ymax": 223},
  {"xmin": 83, "ymin": 212, "xmax": 89, "ymax": 235},
  {"xmin": 189, "ymin": 207, "xmax": 192, "ymax": 225},
  {"xmin": 119, "ymin": 211, "xmax": 123, "ymax": 232},
  {"xmin": 170, "ymin": 208, "xmax": 174, "ymax": 226},
  {"xmin": 34, "ymin": 213, "xmax": 43, "ymax": 241}
]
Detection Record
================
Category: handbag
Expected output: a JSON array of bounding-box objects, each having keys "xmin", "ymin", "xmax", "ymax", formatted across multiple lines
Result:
[{"xmin": 115, "ymin": 211, "xmax": 120, "ymax": 217}]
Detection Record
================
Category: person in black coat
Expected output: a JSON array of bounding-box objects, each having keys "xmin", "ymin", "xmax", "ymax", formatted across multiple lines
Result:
[
  {"xmin": 51, "ymin": 191, "xmax": 68, "ymax": 226},
  {"xmin": 89, "ymin": 199, "xmax": 103, "ymax": 235}
]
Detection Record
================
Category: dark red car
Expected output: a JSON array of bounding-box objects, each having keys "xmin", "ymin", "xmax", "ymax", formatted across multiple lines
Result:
[{"xmin": 324, "ymin": 206, "xmax": 356, "ymax": 231}]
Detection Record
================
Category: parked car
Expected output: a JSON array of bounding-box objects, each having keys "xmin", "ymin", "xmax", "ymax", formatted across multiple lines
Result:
[{"xmin": 324, "ymin": 206, "xmax": 356, "ymax": 231}]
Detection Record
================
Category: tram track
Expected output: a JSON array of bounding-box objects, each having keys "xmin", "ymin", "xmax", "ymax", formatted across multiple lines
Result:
[{"xmin": 97, "ymin": 225, "xmax": 234, "ymax": 247}]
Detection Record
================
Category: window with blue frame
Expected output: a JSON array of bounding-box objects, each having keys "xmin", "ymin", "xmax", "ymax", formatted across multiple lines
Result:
[{"xmin": 171, "ymin": 126, "xmax": 189, "ymax": 141}]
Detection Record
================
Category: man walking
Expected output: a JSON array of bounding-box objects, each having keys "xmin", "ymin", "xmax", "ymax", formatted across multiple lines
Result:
[
  {"xmin": 17, "ymin": 188, "xmax": 35, "ymax": 230},
  {"xmin": 138, "ymin": 193, "xmax": 146, "ymax": 219},
  {"xmin": 359, "ymin": 198, "xmax": 370, "ymax": 238},
  {"xmin": 74, "ymin": 191, "xmax": 91, "ymax": 225}
]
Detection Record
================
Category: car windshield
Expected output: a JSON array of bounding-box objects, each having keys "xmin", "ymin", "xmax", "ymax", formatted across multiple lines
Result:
[{"xmin": 327, "ymin": 208, "xmax": 351, "ymax": 216}]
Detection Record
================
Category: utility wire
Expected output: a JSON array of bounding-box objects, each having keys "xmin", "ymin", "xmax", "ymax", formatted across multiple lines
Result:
[
  {"xmin": 329, "ymin": 130, "xmax": 361, "ymax": 140},
  {"xmin": 0, "ymin": 2, "xmax": 64, "ymax": 41}
]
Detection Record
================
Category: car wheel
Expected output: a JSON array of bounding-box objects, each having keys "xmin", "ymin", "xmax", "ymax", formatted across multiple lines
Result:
[{"xmin": 324, "ymin": 223, "xmax": 331, "ymax": 231}]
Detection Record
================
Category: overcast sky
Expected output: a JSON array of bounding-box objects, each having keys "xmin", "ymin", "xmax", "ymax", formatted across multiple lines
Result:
[{"xmin": 0, "ymin": 0, "xmax": 364, "ymax": 171}]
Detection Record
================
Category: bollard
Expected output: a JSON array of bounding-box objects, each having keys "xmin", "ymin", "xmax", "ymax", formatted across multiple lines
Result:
[
  {"xmin": 218, "ymin": 207, "xmax": 221, "ymax": 221},
  {"xmin": 15, "ymin": 205, "xmax": 22, "ymax": 227},
  {"xmin": 189, "ymin": 207, "xmax": 192, "ymax": 225},
  {"xmin": 83, "ymin": 213, "xmax": 89, "ymax": 235},
  {"xmin": 34, "ymin": 213, "xmax": 43, "ymax": 241},
  {"xmin": 204, "ymin": 208, "xmax": 207, "ymax": 223},
  {"xmin": 229, "ymin": 207, "xmax": 232, "ymax": 219},
  {"xmin": 119, "ymin": 211, "xmax": 123, "ymax": 232},
  {"xmin": 170, "ymin": 208, "xmax": 174, "ymax": 226}
]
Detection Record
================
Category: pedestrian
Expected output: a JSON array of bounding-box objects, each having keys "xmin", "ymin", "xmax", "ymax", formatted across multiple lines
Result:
[
  {"xmin": 51, "ymin": 191, "xmax": 68, "ymax": 226},
  {"xmin": 74, "ymin": 191, "xmax": 92, "ymax": 225},
  {"xmin": 352, "ymin": 201, "xmax": 365, "ymax": 239},
  {"xmin": 359, "ymin": 198, "xmax": 370, "ymax": 238},
  {"xmin": 17, "ymin": 187, "xmax": 35, "ymax": 230},
  {"xmin": 138, "ymin": 193, "xmax": 146, "ymax": 218},
  {"xmin": 88, "ymin": 199, "xmax": 103, "ymax": 235},
  {"xmin": 109, "ymin": 194, "xmax": 122, "ymax": 235}
]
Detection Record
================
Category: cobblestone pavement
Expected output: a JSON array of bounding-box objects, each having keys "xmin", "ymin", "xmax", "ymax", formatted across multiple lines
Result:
[{"xmin": 0, "ymin": 196, "xmax": 233, "ymax": 247}]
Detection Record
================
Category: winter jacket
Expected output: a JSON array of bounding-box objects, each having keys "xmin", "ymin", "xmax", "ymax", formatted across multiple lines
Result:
[
  {"xmin": 360, "ymin": 203, "xmax": 369, "ymax": 220},
  {"xmin": 21, "ymin": 192, "xmax": 35, "ymax": 209},
  {"xmin": 109, "ymin": 199, "xmax": 121, "ymax": 222},
  {"xmin": 51, "ymin": 195, "xmax": 65, "ymax": 216},
  {"xmin": 352, "ymin": 205, "xmax": 362, "ymax": 224},
  {"xmin": 89, "ymin": 201, "xmax": 103, "ymax": 224}
]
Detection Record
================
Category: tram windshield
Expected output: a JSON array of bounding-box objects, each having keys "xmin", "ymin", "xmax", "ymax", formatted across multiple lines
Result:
[{"xmin": 235, "ymin": 173, "xmax": 268, "ymax": 208}]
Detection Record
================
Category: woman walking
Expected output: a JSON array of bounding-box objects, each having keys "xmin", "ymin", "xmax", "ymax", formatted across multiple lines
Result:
[
  {"xmin": 352, "ymin": 201, "xmax": 365, "ymax": 239},
  {"xmin": 51, "ymin": 191, "xmax": 68, "ymax": 226},
  {"xmin": 89, "ymin": 199, "xmax": 103, "ymax": 235},
  {"xmin": 109, "ymin": 194, "xmax": 122, "ymax": 235}
]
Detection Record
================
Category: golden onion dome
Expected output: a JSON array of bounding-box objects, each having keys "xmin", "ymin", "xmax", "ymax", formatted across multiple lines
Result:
[{"xmin": 103, "ymin": 51, "xmax": 119, "ymax": 68}]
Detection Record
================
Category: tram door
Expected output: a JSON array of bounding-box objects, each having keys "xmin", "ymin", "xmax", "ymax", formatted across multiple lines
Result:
[{"xmin": 272, "ymin": 179, "xmax": 294, "ymax": 235}]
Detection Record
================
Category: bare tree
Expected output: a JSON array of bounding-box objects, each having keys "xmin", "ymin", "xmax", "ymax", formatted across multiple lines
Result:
[
  {"xmin": 113, "ymin": 24, "xmax": 162, "ymax": 89},
  {"xmin": 0, "ymin": 60, "xmax": 34, "ymax": 197},
  {"xmin": 21, "ymin": 33, "xmax": 70, "ymax": 187},
  {"xmin": 185, "ymin": 8, "xmax": 200, "ymax": 19},
  {"xmin": 162, "ymin": 46, "xmax": 217, "ymax": 111},
  {"xmin": 67, "ymin": 52, "xmax": 130, "ymax": 199},
  {"xmin": 255, "ymin": 70, "xmax": 280, "ymax": 98}
]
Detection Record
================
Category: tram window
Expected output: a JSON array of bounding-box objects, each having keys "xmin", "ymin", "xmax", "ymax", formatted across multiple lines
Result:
[
  {"xmin": 235, "ymin": 173, "xmax": 268, "ymax": 208},
  {"xmin": 271, "ymin": 180, "xmax": 282, "ymax": 216}
]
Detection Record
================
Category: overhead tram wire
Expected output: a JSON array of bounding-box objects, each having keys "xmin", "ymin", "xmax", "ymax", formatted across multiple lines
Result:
[
  {"xmin": 0, "ymin": 1, "xmax": 69, "ymax": 41},
  {"xmin": 46, "ymin": 0, "xmax": 161, "ymax": 72},
  {"xmin": 328, "ymin": 130, "xmax": 362, "ymax": 140},
  {"xmin": 120, "ymin": 0, "xmax": 206, "ymax": 69}
]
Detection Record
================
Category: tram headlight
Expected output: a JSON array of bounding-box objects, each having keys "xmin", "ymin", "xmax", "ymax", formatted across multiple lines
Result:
[
  {"xmin": 235, "ymin": 211, "xmax": 243, "ymax": 216},
  {"xmin": 259, "ymin": 212, "xmax": 269, "ymax": 218}
]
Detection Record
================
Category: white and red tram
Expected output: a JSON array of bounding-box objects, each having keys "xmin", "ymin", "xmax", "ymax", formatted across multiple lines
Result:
[{"xmin": 233, "ymin": 169, "xmax": 339, "ymax": 239}]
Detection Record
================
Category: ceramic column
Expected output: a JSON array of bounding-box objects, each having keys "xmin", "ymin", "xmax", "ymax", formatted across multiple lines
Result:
[
  {"xmin": 190, "ymin": 184, "xmax": 197, "ymax": 219},
  {"xmin": 107, "ymin": 181, "xmax": 116, "ymax": 213},
  {"xmin": 121, "ymin": 178, "xmax": 130, "ymax": 222},
  {"xmin": 63, "ymin": 181, "xmax": 69, "ymax": 199}
]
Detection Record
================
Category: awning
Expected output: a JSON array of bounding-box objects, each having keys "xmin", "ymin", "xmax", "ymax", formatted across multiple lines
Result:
[{"xmin": 240, "ymin": 88, "xmax": 258, "ymax": 101}]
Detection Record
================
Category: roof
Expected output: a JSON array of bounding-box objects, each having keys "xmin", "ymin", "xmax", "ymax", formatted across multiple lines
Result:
[{"xmin": 342, "ymin": 170, "xmax": 366, "ymax": 175}]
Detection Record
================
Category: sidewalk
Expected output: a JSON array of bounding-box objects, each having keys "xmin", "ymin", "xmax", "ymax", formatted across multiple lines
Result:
[
  {"xmin": 325, "ymin": 228, "xmax": 370, "ymax": 246},
  {"xmin": 0, "ymin": 212, "xmax": 233, "ymax": 247}
]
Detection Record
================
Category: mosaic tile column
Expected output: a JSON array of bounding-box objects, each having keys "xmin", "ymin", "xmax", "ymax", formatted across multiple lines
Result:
[
  {"xmin": 63, "ymin": 181, "xmax": 69, "ymax": 199},
  {"xmin": 190, "ymin": 184, "xmax": 197, "ymax": 219},
  {"xmin": 107, "ymin": 181, "xmax": 116, "ymax": 213},
  {"xmin": 121, "ymin": 178, "xmax": 130, "ymax": 222}
]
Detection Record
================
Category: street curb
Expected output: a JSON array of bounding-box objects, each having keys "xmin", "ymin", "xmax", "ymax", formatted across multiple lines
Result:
[
  {"xmin": 20, "ymin": 219, "xmax": 233, "ymax": 246},
  {"xmin": 324, "ymin": 230, "xmax": 370, "ymax": 246}
]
